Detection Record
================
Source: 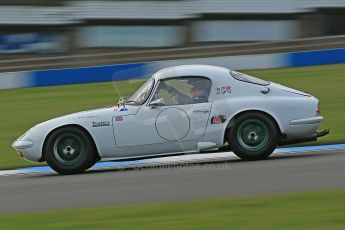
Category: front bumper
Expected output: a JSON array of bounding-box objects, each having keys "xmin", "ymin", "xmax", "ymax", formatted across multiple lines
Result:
[
  {"xmin": 12, "ymin": 140, "xmax": 34, "ymax": 150},
  {"xmin": 12, "ymin": 139, "xmax": 34, "ymax": 159}
]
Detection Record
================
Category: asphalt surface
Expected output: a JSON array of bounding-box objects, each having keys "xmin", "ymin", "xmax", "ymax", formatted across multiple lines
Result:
[{"xmin": 1, "ymin": 149, "xmax": 345, "ymax": 214}]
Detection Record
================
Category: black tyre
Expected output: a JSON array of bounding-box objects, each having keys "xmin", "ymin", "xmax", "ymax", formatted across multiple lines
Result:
[
  {"xmin": 229, "ymin": 112, "xmax": 279, "ymax": 160},
  {"xmin": 44, "ymin": 126, "xmax": 98, "ymax": 175}
]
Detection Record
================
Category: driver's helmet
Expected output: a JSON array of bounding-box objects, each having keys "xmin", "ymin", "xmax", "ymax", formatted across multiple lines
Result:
[{"xmin": 188, "ymin": 78, "xmax": 210, "ymax": 98}]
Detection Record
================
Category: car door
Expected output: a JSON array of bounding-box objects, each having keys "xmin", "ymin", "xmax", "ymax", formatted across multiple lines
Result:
[{"xmin": 112, "ymin": 76, "xmax": 212, "ymax": 154}]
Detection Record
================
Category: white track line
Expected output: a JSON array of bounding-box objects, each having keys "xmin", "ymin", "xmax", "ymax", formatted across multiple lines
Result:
[{"xmin": 1, "ymin": 144, "xmax": 345, "ymax": 176}]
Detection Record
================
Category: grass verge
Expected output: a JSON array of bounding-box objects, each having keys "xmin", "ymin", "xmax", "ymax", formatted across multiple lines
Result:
[
  {"xmin": 1, "ymin": 63, "xmax": 345, "ymax": 169},
  {"xmin": 0, "ymin": 189, "xmax": 345, "ymax": 229}
]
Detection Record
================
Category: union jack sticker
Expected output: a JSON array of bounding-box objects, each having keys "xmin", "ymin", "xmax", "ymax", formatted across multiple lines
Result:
[
  {"xmin": 211, "ymin": 115, "xmax": 227, "ymax": 124},
  {"xmin": 226, "ymin": 86, "xmax": 232, "ymax": 93},
  {"xmin": 115, "ymin": 116, "xmax": 123, "ymax": 121}
]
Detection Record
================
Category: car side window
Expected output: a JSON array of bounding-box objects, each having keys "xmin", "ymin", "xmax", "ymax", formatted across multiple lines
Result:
[{"xmin": 152, "ymin": 77, "xmax": 211, "ymax": 106}]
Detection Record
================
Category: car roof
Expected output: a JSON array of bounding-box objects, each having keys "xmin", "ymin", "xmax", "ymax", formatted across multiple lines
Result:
[{"xmin": 153, "ymin": 65, "xmax": 231, "ymax": 81}]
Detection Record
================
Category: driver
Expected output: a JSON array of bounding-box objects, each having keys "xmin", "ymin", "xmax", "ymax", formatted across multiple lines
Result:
[
  {"xmin": 188, "ymin": 78, "xmax": 211, "ymax": 103},
  {"xmin": 160, "ymin": 78, "xmax": 210, "ymax": 104}
]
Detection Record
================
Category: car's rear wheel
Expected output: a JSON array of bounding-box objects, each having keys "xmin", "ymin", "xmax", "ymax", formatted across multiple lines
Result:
[
  {"xmin": 45, "ymin": 127, "xmax": 98, "ymax": 175},
  {"xmin": 229, "ymin": 112, "xmax": 279, "ymax": 160}
]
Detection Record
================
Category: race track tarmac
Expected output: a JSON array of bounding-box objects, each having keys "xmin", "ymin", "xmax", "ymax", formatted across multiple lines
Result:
[{"xmin": 1, "ymin": 149, "xmax": 345, "ymax": 214}]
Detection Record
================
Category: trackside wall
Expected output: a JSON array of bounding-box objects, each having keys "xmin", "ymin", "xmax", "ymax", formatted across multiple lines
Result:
[{"xmin": 0, "ymin": 48, "xmax": 344, "ymax": 90}]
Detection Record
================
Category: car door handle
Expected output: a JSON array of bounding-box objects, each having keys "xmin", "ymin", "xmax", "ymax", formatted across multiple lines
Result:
[{"xmin": 193, "ymin": 109, "xmax": 209, "ymax": 113}]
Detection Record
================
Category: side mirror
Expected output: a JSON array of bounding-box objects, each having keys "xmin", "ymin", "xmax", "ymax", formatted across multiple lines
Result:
[{"xmin": 149, "ymin": 98, "xmax": 165, "ymax": 108}]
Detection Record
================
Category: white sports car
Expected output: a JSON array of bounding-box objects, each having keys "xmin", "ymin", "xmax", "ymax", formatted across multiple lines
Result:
[{"xmin": 12, "ymin": 65, "xmax": 329, "ymax": 174}]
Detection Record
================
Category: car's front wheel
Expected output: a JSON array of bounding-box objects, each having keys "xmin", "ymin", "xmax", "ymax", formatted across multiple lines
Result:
[
  {"xmin": 44, "ymin": 127, "xmax": 98, "ymax": 175},
  {"xmin": 229, "ymin": 112, "xmax": 279, "ymax": 160}
]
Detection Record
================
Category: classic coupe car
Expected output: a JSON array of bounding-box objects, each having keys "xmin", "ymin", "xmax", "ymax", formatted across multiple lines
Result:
[{"xmin": 12, "ymin": 65, "xmax": 329, "ymax": 174}]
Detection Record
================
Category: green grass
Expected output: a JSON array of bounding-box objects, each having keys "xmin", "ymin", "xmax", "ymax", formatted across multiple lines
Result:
[
  {"xmin": 0, "ymin": 189, "xmax": 345, "ymax": 229},
  {"xmin": 1, "ymin": 63, "xmax": 345, "ymax": 169}
]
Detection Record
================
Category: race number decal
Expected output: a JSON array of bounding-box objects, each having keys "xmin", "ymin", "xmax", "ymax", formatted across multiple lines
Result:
[{"xmin": 216, "ymin": 85, "xmax": 231, "ymax": 95}]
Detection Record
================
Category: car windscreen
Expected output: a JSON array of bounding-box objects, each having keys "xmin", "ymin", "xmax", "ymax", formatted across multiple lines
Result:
[
  {"xmin": 128, "ymin": 78, "xmax": 155, "ymax": 105},
  {"xmin": 230, "ymin": 70, "xmax": 270, "ymax": 86}
]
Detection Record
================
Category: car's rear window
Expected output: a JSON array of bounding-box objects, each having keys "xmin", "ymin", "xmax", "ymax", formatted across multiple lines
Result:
[{"xmin": 230, "ymin": 70, "xmax": 270, "ymax": 86}]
